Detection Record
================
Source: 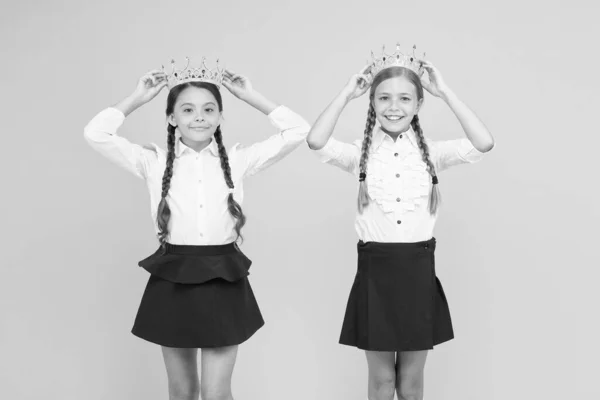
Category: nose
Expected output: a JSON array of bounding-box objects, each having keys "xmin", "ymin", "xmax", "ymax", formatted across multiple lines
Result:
[
  {"xmin": 389, "ymin": 99, "xmax": 401, "ymax": 110},
  {"xmin": 194, "ymin": 114, "xmax": 204, "ymax": 122}
]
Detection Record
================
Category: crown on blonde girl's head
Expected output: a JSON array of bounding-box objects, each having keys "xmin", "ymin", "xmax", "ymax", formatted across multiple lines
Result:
[
  {"xmin": 156, "ymin": 81, "xmax": 246, "ymax": 247},
  {"xmin": 367, "ymin": 44, "xmax": 426, "ymax": 79},
  {"xmin": 357, "ymin": 65, "xmax": 441, "ymax": 215}
]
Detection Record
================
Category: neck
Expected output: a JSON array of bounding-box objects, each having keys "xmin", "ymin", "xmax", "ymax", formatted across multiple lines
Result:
[
  {"xmin": 380, "ymin": 125, "xmax": 409, "ymax": 142},
  {"xmin": 180, "ymin": 137, "xmax": 213, "ymax": 153}
]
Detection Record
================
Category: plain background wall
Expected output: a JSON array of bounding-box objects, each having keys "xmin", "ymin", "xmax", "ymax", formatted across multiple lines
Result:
[{"xmin": 2, "ymin": 0, "xmax": 599, "ymax": 399}]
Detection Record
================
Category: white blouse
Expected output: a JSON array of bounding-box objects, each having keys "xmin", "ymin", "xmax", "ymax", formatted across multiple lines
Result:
[
  {"xmin": 84, "ymin": 106, "xmax": 310, "ymax": 245},
  {"xmin": 313, "ymin": 126, "xmax": 486, "ymax": 243}
]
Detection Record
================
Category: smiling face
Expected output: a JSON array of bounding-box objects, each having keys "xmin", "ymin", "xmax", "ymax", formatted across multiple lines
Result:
[
  {"xmin": 370, "ymin": 67, "xmax": 423, "ymax": 134},
  {"xmin": 167, "ymin": 83, "xmax": 223, "ymax": 148}
]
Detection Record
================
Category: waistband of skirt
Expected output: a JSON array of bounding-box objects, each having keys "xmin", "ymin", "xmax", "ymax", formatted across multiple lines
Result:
[
  {"xmin": 162, "ymin": 242, "xmax": 239, "ymax": 256},
  {"xmin": 357, "ymin": 237, "xmax": 436, "ymax": 253}
]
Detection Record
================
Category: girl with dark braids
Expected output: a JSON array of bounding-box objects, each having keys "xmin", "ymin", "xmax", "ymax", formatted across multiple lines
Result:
[
  {"xmin": 307, "ymin": 48, "xmax": 495, "ymax": 400},
  {"xmin": 84, "ymin": 62, "xmax": 310, "ymax": 400}
]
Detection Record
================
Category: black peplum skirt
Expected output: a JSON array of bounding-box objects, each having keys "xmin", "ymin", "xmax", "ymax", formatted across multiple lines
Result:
[{"xmin": 131, "ymin": 242, "xmax": 264, "ymax": 348}]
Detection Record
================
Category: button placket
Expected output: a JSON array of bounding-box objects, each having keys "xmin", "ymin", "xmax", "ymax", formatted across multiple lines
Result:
[{"xmin": 196, "ymin": 163, "xmax": 206, "ymax": 239}]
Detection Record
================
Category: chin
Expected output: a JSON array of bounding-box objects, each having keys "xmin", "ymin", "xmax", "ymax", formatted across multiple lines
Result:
[
  {"xmin": 380, "ymin": 121, "xmax": 410, "ymax": 134},
  {"xmin": 183, "ymin": 133, "xmax": 212, "ymax": 142}
]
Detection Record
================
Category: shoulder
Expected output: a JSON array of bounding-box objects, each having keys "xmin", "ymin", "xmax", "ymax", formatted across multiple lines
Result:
[
  {"xmin": 142, "ymin": 142, "xmax": 164, "ymax": 153},
  {"xmin": 141, "ymin": 143, "xmax": 165, "ymax": 161},
  {"xmin": 226, "ymin": 142, "xmax": 243, "ymax": 155},
  {"xmin": 222, "ymin": 142, "xmax": 245, "ymax": 166},
  {"xmin": 352, "ymin": 138, "xmax": 365, "ymax": 150}
]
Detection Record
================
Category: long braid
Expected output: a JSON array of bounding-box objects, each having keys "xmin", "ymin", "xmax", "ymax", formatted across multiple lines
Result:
[
  {"xmin": 411, "ymin": 114, "xmax": 440, "ymax": 214},
  {"xmin": 156, "ymin": 124, "xmax": 177, "ymax": 246},
  {"xmin": 357, "ymin": 103, "xmax": 377, "ymax": 213},
  {"xmin": 213, "ymin": 126, "xmax": 246, "ymax": 242}
]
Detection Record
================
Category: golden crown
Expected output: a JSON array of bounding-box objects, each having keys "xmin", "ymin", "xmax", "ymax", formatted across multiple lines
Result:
[
  {"xmin": 163, "ymin": 57, "xmax": 224, "ymax": 90},
  {"xmin": 367, "ymin": 44, "xmax": 426, "ymax": 78}
]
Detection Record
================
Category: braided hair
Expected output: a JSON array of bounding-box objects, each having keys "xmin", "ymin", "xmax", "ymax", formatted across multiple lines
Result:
[
  {"xmin": 411, "ymin": 114, "xmax": 440, "ymax": 214},
  {"xmin": 156, "ymin": 124, "xmax": 176, "ymax": 245},
  {"xmin": 358, "ymin": 66, "xmax": 440, "ymax": 215},
  {"xmin": 357, "ymin": 103, "xmax": 377, "ymax": 213},
  {"xmin": 157, "ymin": 82, "xmax": 246, "ymax": 246},
  {"xmin": 214, "ymin": 125, "xmax": 246, "ymax": 241}
]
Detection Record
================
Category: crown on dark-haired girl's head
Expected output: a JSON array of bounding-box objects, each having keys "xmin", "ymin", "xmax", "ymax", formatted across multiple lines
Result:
[{"xmin": 163, "ymin": 57, "xmax": 224, "ymax": 90}]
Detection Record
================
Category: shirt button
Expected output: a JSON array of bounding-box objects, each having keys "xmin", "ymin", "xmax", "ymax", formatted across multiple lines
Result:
[
  {"xmin": 397, "ymin": 220, "xmax": 402, "ymax": 224},
  {"xmin": 396, "ymin": 173, "xmax": 400, "ymax": 178},
  {"xmin": 199, "ymin": 233, "xmax": 204, "ymax": 237},
  {"xmin": 396, "ymin": 198, "xmax": 401, "ymax": 202},
  {"xmin": 399, "ymin": 134, "xmax": 403, "ymax": 139},
  {"xmin": 394, "ymin": 153, "xmax": 399, "ymax": 157},
  {"xmin": 199, "ymin": 204, "xmax": 203, "ymax": 208}
]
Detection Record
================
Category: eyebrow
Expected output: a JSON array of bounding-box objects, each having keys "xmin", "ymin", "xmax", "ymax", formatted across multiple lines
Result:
[{"xmin": 179, "ymin": 102, "xmax": 217, "ymax": 107}]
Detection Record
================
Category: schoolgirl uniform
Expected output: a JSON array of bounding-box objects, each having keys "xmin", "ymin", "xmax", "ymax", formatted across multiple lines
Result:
[
  {"xmin": 313, "ymin": 126, "xmax": 485, "ymax": 351},
  {"xmin": 84, "ymin": 105, "xmax": 310, "ymax": 348}
]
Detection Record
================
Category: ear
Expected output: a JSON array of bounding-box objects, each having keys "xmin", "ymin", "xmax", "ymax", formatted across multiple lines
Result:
[
  {"xmin": 168, "ymin": 114, "xmax": 177, "ymax": 127},
  {"xmin": 415, "ymin": 97, "xmax": 424, "ymax": 114},
  {"xmin": 218, "ymin": 111, "xmax": 224, "ymax": 125}
]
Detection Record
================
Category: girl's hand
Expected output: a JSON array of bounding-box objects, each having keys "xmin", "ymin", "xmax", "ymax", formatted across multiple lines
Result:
[
  {"xmin": 420, "ymin": 61, "xmax": 451, "ymax": 98},
  {"xmin": 341, "ymin": 65, "xmax": 372, "ymax": 101},
  {"xmin": 115, "ymin": 70, "xmax": 168, "ymax": 116},
  {"xmin": 222, "ymin": 69, "xmax": 254, "ymax": 100},
  {"xmin": 131, "ymin": 70, "xmax": 168, "ymax": 105}
]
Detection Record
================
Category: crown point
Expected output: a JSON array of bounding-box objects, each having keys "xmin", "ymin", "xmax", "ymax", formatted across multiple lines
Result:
[
  {"xmin": 163, "ymin": 57, "xmax": 225, "ymax": 90},
  {"xmin": 367, "ymin": 43, "xmax": 427, "ymax": 78}
]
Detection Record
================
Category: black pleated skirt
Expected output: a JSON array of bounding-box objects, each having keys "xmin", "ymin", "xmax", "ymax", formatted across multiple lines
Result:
[
  {"xmin": 339, "ymin": 238, "xmax": 454, "ymax": 351},
  {"xmin": 131, "ymin": 242, "xmax": 264, "ymax": 348}
]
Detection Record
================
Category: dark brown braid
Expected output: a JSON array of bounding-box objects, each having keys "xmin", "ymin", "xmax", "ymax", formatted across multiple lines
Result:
[
  {"xmin": 214, "ymin": 126, "xmax": 246, "ymax": 242},
  {"xmin": 357, "ymin": 103, "xmax": 377, "ymax": 213},
  {"xmin": 156, "ymin": 124, "xmax": 177, "ymax": 245},
  {"xmin": 411, "ymin": 114, "xmax": 441, "ymax": 214}
]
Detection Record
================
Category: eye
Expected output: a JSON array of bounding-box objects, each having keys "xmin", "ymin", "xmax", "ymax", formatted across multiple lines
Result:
[
  {"xmin": 401, "ymin": 97, "xmax": 411, "ymax": 101},
  {"xmin": 183, "ymin": 108, "xmax": 193, "ymax": 113},
  {"xmin": 205, "ymin": 108, "xmax": 214, "ymax": 113},
  {"xmin": 379, "ymin": 96, "xmax": 389, "ymax": 101}
]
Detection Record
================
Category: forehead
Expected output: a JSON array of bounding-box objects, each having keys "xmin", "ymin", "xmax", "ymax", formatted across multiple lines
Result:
[
  {"xmin": 176, "ymin": 86, "xmax": 218, "ymax": 105},
  {"xmin": 375, "ymin": 76, "xmax": 417, "ymax": 95}
]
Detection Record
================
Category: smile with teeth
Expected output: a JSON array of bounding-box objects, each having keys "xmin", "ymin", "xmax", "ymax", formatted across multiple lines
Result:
[{"xmin": 385, "ymin": 116, "xmax": 404, "ymax": 121}]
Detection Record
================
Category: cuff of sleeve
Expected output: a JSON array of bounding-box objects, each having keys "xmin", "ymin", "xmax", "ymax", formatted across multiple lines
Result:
[
  {"xmin": 460, "ymin": 139, "xmax": 486, "ymax": 163},
  {"xmin": 310, "ymin": 137, "xmax": 337, "ymax": 163},
  {"xmin": 89, "ymin": 107, "xmax": 126, "ymax": 134},
  {"xmin": 267, "ymin": 105, "xmax": 310, "ymax": 131}
]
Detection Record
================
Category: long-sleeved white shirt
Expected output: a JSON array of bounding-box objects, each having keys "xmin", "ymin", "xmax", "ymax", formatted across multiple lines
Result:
[
  {"xmin": 85, "ymin": 106, "xmax": 310, "ymax": 245},
  {"xmin": 313, "ymin": 125, "xmax": 486, "ymax": 242}
]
